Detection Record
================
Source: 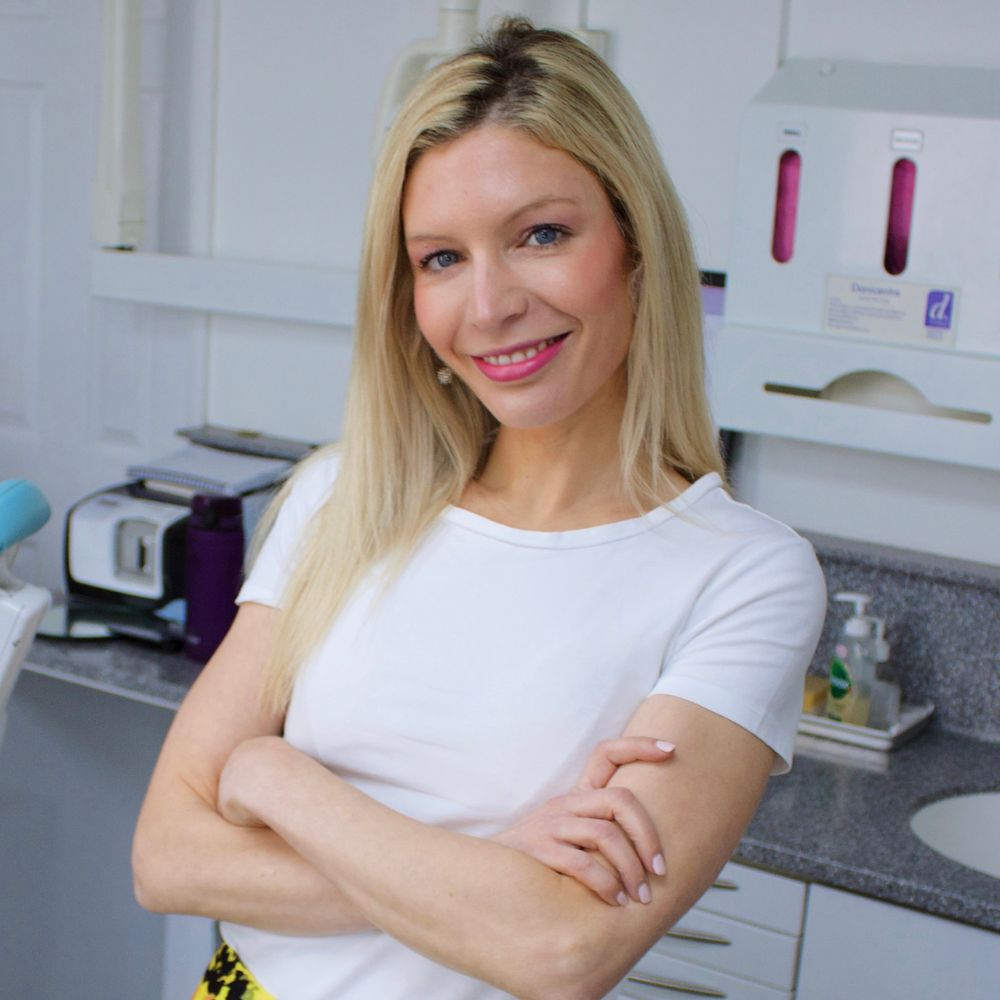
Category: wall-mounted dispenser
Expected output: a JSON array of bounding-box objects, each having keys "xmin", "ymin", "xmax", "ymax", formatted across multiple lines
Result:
[{"xmin": 711, "ymin": 59, "xmax": 1000, "ymax": 471}]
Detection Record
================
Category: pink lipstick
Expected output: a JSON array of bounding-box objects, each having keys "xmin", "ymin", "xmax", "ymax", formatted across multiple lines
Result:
[{"xmin": 471, "ymin": 333, "xmax": 569, "ymax": 383}]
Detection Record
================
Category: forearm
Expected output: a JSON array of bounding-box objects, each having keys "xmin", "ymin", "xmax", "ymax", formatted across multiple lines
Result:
[
  {"xmin": 239, "ymin": 740, "xmax": 660, "ymax": 998},
  {"xmin": 132, "ymin": 782, "xmax": 371, "ymax": 936}
]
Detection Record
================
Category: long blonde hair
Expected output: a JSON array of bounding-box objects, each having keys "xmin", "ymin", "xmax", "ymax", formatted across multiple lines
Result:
[{"xmin": 257, "ymin": 17, "xmax": 724, "ymax": 710}]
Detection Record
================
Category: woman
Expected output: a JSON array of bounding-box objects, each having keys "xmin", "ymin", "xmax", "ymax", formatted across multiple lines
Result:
[{"xmin": 133, "ymin": 18, "xmax": 826, "ymax": 1000}]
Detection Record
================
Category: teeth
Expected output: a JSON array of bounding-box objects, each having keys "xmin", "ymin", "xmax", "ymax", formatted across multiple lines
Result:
[{"xmin": 483, "ymin": 337, "xmax": 553, "ymax": 366}]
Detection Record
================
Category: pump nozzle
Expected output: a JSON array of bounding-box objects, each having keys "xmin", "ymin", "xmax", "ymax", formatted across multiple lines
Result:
[
  {"xmin": 833, "ymin": 592, "xmax": 874, "ymax": 638},
  {"xmin": 869, "ymin": 617, "xmax": 890, "ymax": 663},
  {"xmin": 833, "ymin": 591, "xmax": 871, "ymax": 617}
]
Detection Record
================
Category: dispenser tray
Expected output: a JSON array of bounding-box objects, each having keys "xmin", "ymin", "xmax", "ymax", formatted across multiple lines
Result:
[{"xmin": 798, "ymin": 702, "xmax": 935, "ymax": 751}]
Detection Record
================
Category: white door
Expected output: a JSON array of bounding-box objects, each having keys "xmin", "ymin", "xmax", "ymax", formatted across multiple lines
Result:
[{"xmin": 0, "ymin": 0, "xmax": 204, "ymax": 596}]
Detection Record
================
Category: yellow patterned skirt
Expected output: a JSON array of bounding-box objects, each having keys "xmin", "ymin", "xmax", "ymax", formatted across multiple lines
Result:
[{"xmin": 191, "ymin": 941, "xmax": 277, "ymax": 1000}]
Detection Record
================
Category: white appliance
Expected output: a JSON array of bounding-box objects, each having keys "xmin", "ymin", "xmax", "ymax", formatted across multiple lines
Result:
[
  {"xmin": 711, "ymin": 59, "xmax": 1000, "ymax": 471},
  {"xmin": 66, "ymin": 490, "xmax": 188, "ymax": 605}
]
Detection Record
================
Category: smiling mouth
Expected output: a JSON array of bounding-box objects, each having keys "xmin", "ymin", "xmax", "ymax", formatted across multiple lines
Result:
[
  {"xmin": 470, "ymin": 332, "xmax": 570, "ymax": 383},
  {"xmin": 476, "ymin": 333, "xmax": 569, "ymax": 367}
]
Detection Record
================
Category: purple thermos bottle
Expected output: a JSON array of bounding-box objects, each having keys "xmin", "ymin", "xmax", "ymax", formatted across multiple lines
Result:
[{"xmin": 184, "ymin": 494, "xmax": 244, "ymax": 663}]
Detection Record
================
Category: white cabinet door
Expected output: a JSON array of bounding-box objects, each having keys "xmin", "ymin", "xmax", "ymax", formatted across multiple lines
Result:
[{"xmin": 797, "ymin": 884, "xmax": 1000, "ymax": 999}]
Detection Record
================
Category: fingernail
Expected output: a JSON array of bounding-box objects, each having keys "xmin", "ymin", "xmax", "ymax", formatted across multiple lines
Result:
[
  {"xmin": 617, "ymin": 890, "xmax": 628, "ymax": 906},
  {"xmin": 655, "ymin": 740, "xmax": 675, "ymax": 752},
  {"xmin": 639, "ymin": 882, "xmax": 652, "ymax": 904},
  {"xmin": 653, "ymin": 853, "xmax": 666, "ymax": 876}
]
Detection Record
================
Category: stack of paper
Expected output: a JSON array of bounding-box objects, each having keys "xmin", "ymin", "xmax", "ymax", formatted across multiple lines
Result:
[{"xmin": 127, "ymin": 444, "xmax": 292, "ymax": 497}]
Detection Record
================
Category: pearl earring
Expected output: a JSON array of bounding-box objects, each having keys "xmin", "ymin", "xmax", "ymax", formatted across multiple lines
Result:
[{"xmin": 436, "ymin": 366, "xmax": 453, "ymax": 385}]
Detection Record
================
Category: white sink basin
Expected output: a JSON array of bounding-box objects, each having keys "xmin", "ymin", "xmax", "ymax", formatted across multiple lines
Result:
[{"xmin": 910, "ymin": 792, "xmax": 1000, "ymax": 880}]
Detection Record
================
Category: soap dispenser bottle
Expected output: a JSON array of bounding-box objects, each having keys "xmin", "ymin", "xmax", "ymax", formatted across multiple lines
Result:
[
  {"xmin": 868, "ymin": 618, "xmax": 901, "ymax": 730},
  {"xmin": 825, "ymin": 592, "xmax": 878, "ymax": 726}
]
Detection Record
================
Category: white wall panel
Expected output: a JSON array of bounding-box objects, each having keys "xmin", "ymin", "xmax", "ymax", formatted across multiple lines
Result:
[
  {"xmin": 207, "ymin": 315, "xmax": 353, "ymax": 443},
  {"xmin": 142, "ymin": 0, "xmax": 166, "ymax": 26},
  {"xmin": 786, "ymin": 0, "xmax": 1000, "ymax": 68},
  {"xmin": 139, "ymin": 88, "xmax": 164, "ymax": 251},
  {"xmin": 0, "ymin": 0, "xmax": 46, "ymax": 15},
  {"xmin": 587, "ymin": 0, "xmax": 786, "ymax": 270},
  {"xmin": 732, "ymin": 435, "xmax": 1000, "ymax": 564},
  {"xmin": 0, "ymin": 84, "xmax": 43, "ymax": 430},
  {"xmin": 157, "ymin": 0, "xmax": 216, "ymax": 256},
  {"xmin": 87, "ymin": 301, "xmax": 204, "ymax": 463},
  {"xmin": 89, "ymin": 300, "xmax": 152, "ymax": 448},
  {"xmin": 207, "ymin": 0, "xmax": 440, "ymax": 437},
  {"xmin": 144, "ymin": 305, "xmax": 207, "ymax": 454},
  {"xmin": 212, "ymin": 0, "xmax": 440, "ymax": 267}
]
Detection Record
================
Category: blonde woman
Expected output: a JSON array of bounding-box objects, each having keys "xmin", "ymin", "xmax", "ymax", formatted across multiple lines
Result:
[{"xmin": 134, "ymin": 18, "xmax": 825, "ymax": 1000}]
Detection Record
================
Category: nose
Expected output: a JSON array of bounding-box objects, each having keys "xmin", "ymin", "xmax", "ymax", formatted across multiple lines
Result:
[{"xmin": 467, "ymin": 255, "xmax": 528, "ymax": 331}]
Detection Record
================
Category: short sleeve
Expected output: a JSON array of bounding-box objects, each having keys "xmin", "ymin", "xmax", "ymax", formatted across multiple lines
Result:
[
  {"xmin": 237, "ymin": 449, "xmax": 341, "ymax": 608},
  {"xmin": 650, "ymin": 533, "xmax": 827, "ymax": 774}
]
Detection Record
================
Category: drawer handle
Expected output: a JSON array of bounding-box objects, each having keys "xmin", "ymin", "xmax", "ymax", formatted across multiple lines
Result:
[
  {"xmin": 665, "ymin": 927, "xmax": 732, "ymax": 946},
  {"xmin": 627, "ymin": 973, "xmax": 727, "ymax": 997},
  {"xmin": 710, "ymin": 878, "xmax": 738, "ymax": 891}
]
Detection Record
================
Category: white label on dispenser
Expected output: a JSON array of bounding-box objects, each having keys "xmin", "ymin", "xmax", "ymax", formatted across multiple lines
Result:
[{"xmin": 824, "ymin": 276, "xmax": 959, "ymax": 347}]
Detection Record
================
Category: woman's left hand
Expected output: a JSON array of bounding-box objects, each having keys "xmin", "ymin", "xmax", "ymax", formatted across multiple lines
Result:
[
  {"xmin": 494, "ymin": 736, "xmax": 675, "ymax": 906},
  {"xmin": 217, "ymin": 735, "xmax": 289, "ymax": 828}
]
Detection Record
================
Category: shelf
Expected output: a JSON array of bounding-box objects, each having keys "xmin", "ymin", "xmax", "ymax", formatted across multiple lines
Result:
[{"xmin": 91, "ymin": 249, "xmax": 357, "ymax": 326}]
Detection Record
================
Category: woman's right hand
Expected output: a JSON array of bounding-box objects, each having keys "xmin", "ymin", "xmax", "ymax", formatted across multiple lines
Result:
[{"xmin": 494, "ymin": 737, "xmax": 674, "ymax": 906}]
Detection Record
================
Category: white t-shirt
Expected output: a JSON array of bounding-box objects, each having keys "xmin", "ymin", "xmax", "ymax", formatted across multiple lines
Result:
[{"xmin": 223, "ymin": 451, "xmax": 826, "ymax": 1000}]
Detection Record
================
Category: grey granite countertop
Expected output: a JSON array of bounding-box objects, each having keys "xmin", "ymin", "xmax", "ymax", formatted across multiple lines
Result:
[
  {"xmin": 25, "ymin": 634, "xmax": 1000, "ymax": 935},
  {"xmin": 26, "ymin": 634, "xmax": 201, "ymax": 710},
  {"xmin": 737, "ymin": 728, "xmax": 1000, "ymax": 933}
]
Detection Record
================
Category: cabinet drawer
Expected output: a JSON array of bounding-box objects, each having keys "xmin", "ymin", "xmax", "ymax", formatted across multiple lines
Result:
[
  {"xmin": 646, "ymin": 907, "xmax": 799, "ymax": 990},
  {"xmin": 697, "ymin": 862, "xmax": 806, "ymax": 936},
  {"xmin": 617, "ymin": 950, "xmax": 793, "ymax": 1000}
]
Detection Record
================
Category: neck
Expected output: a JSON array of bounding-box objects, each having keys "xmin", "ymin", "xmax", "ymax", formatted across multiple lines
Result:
[{"xmin": 462, "ymin": 390, "xmax": 641, "ymax": 530}]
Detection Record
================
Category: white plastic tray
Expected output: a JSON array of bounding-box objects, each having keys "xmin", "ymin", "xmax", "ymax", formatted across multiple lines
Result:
[{"xmin": 798, "ymin": 702, "xmax": 935, "ymax": 751}]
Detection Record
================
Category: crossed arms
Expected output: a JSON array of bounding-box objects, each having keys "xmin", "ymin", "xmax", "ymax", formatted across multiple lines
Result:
[{"xmin": 133, "ymin": 602, "xmax": 775, "ymax": 1000}]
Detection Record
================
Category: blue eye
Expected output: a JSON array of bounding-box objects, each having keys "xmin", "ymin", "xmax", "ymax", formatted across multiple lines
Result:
[
  {"xmin": 527, "ymin": 225, "xmax": 566, "ymax": 247},
  {"xmin": 420, "ymin": 250, "xmax": 460, "ymax": 272}
]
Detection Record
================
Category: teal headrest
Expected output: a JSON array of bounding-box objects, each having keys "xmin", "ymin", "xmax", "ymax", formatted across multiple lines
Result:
[{"xmin": 0, "ymin": 479, "xmax": 51, "ymax": 554}]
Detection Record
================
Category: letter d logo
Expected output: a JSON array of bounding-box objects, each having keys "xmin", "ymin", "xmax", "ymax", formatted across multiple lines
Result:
[{"xmin": 925, "ymin": 290, "xmax": 954, "ymax": 329}]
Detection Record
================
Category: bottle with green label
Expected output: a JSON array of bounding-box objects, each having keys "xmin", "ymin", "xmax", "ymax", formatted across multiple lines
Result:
[{"xmin": 825, "ymin": 592, "xmax": 877, "ymax": 726}]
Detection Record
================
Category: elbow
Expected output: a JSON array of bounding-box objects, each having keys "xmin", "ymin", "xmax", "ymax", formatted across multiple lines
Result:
[
  {"xmin": 131, "ymin": 833, "xmax": 164, "ymax": 913},
  {"xmin": 132, "ymin": 868, "xmax": 168, "ymax": 915},
  {"xmin": 132, "ymin": 873, "xmax": 167, "ymax": 915},
  {"xmin": 510, "ymin": 924, "xmax": 627, "ymax": 1000},
  {"xmin": 131, "ymin": 820, "xmax": 178, "ymax": 914}
]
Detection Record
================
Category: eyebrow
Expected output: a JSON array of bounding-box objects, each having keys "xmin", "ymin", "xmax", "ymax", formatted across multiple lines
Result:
[{"xmin": 404, "ymin": 195, "xmax": 581, "ymax": 245}]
